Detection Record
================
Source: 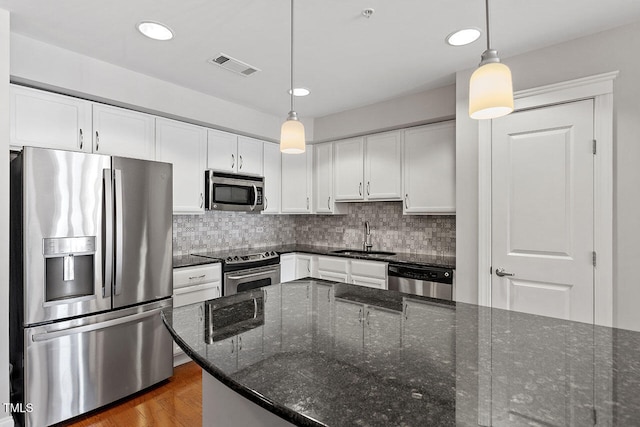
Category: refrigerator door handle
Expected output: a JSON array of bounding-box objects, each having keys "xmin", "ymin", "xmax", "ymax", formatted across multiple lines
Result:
[
  {"xmin": 31, "ymin": 306, "xmax": 165, "ymax": 342},
  {"xmin": 114, "ymin": 169, "xmax": 124, "ymax": 296},
  {"xmin": 103, "ymin": 169, "xmax": 114, "ymax": 297}
]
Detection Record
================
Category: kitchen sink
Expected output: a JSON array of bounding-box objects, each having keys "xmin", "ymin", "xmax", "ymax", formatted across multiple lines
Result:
[{"xmin": 330, "ymin": 249, "xmax": 396, "ymax": 257}]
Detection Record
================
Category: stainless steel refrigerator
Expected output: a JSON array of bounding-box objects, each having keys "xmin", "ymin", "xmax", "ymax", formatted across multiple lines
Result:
[{"xmin": 10, "ymin": 147, "xmax": 174, "ymax": 427}]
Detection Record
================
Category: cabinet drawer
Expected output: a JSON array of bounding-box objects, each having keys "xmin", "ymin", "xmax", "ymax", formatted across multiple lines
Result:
[
  {"xmin": 174, "ymin": 263, "xmax": 221, "ymax": 289},
  {"xmin": 174, "ymin": 283, "xmax": 221, "ymax": 307},
  {"xmin": 317, "ymin": 256, "xmax": 349, "ymax": 273},
  {"xmin": 350, "ymin": 259, "xmax": 387, "ymax": 279}
]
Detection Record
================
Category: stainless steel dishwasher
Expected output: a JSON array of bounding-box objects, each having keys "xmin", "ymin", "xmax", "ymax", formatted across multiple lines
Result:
[{"xmin": 387, "ymin": 263, "xmax": 454, "ymax": 301}]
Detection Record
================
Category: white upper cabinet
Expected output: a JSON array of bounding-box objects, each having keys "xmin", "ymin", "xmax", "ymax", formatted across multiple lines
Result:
[
  {"xmin": 92, "ymin": 103, "xmax": 155, "ymax": 160},
  {"xmin": 334, "ymin": 131, "xmax": 402, "ymax": 202},
  {"xmin": 10, "ymin": 85, "xmax": 92, "ymax": 152},
  {"xmin": 334, "ymin": 137, "xmax": 364, "ymax": 200},
  {"xmin": 155, "ymin": 118, "xmax": 207, "ymax": 214},
  {"xmin": 314, "ymin": 142, "xmax": 345, "ymax": 214},
  {"xmin": 365, "ymin": 131, "xmax": 402, "ymax": 200},
  {"xmin": 207, "ymin": 129, "xmax": 237, "ymax": 173},
  {"xmin": 281, "ymin": 150, "xmax": 313, "ymax": 214},
  {"xmin": 237, "ymin": 136, "xmax": 264, "ymax": 175},
  {"xmin": 207, "ymin": 129, "xmax": 263, "ymax": 176},
  {"xmin": 262, "ymin": 142, "xmax": 281, "ymax": 214},
  {"xmin": 403, "ymin": 121, "xmax": 455, "ymax": 214}
]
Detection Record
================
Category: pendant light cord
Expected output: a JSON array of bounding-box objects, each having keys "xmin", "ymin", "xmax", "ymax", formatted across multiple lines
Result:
[
  {"xmin": 290, "ymin": 0, "xmax": 295, "ymax": 113},
  {"xmin": 485, "ymin": 0, "xmax": 491, "ymax": 50}
]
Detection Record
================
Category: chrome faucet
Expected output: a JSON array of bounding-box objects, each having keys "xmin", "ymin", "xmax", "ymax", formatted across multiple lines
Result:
[{"xmin": 363, "ymin": 221, "xmax": 373, "ymax": 252}]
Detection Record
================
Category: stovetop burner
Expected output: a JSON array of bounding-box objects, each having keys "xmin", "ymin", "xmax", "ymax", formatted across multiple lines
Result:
[{"xmin": 194, "ymin": 250, "xmax": 280, "ymax": 272}]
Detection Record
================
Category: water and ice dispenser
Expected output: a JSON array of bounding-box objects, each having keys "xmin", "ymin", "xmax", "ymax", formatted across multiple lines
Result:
[{"xmin": 43, "ymin": 237, "xmax": 96, "ymax": 302}]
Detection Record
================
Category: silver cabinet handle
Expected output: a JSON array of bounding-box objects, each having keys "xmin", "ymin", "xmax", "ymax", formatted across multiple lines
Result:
[
  {"xmin": 95, "ymin": 131, "xmax": 100, "ymax": 151},
  {"xmin": 367, "ymin": 181, "xmax": 370, "ymax": 196},
  {"xmin": 359, "ymin": 182, "xmax": 362, "ymax": 196},
  {"xmin": 327, "ymin": 196, "xmax": 331, "ymax": 210},
  {"xmin": 188, "ymin": 274, "xmax": 206, "ymax": 280},
  {"xmin": 239, "ymin": 336, "xmax": 243, "ymax": 351},
  {"xmin": 306, "ymin": 197, "xmax": 309, "ymax": 210},
  {"xmin": 231, "ymin": 154, "xmax": 235, "ymax": 169},
  {"xmin": 200, "ymin": 193, "xmax": 204, "ymax": 208},
  {"xmin": 358, "ymin": 308, "xmax": 363, "ymax": 323},
  {"xmin": 239, "ymin": 155, "xmax": 243, "ymax": 170},
  {"xmin": 366, "ymin": 310, "xmax": 370, "ymax": 326},
  {"xmin": 405, "ymin": 194, "xmax": 409, "ymax": 209},
  {"xmin": 264, "ymin": 196, "xmax": 268, "ymax": 211},
  {"xmin": 79, "ymin": 129, "xmax": 84, "ymax": 150},
  {"xmin": 231, "ymin": 338, "xmax": 234, "ymax": 354},
  {"xmin": 496, "ymin": 268, "xmax": 515, "ymax": 277},
  {"xmin": 307, "ymin": 260, "xmax": 311, "ymax": 273}
]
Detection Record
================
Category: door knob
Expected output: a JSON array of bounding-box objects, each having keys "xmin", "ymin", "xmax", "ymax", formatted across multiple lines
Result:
[{"xmin": 495, "ymin": 268, "xmax": 515, "ymax": 277}]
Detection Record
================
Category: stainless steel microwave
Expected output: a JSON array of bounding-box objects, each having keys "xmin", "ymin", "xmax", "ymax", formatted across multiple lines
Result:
[{"xmin": 205, "ymin": 170, "xmax": 265, "ymax": 212}]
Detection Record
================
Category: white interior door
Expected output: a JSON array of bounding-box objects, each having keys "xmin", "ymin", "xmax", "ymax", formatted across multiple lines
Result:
[{"xmin": 491, "ymin": 100, "xmax": 594, "ymax": 323}]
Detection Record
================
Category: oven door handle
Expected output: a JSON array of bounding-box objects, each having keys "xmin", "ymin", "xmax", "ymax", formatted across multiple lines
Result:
[
  {"xmin": 250, "ymin": 184, "xmax": 258, "ymax": 211},
  {"xmin": 226, "ymin": 271, "xmax": 273, "ymax": 281}
]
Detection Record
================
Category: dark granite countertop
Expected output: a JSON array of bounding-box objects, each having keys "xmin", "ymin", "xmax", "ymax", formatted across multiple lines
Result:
[
  {"xmin": 172, "ymin": 254, "xmax": 222, "ymax": 268},
  {"xmin": 162, "ymin": 279, "xmax": 639, "ymax": 426},
  {"xmin": 173, "ymin": 244, "xmax": 455, "ymax": 269}
]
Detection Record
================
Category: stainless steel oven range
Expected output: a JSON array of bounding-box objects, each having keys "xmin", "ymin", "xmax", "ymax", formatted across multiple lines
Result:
[{"xmin": 195, "ymin": 250, "xmax": 280, "ymax": 296}]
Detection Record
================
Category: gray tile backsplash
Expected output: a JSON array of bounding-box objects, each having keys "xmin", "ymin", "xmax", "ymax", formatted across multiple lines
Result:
[{"xmin": 173, "ymin": 202, "xmax": 455, "ymax": 256}]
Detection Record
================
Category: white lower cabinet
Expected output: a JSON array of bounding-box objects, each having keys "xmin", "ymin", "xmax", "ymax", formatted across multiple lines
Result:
[
  {"xmin": 280, "ymin": 253, "xmax": 317, "ymax": 282},
  {"xmin": 173, "ymin": 263, "xmax": 222, "ymax": 366},
  {"xmin": 317, "ymin": 256, "xmax": 387, "ymax": 289}
]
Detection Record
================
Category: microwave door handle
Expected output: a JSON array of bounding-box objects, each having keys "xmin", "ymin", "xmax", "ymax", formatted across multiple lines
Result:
[
  {"xmin": 114, "ymin": 169, "xmax": 124, "ymax": 296},
  {"xmin": 250, "ymin": 184, "xmax": 258, "ymax": 211},
  {"xmin": 103, "ymin": 169, "xmax": 113, "ymax": 297}
]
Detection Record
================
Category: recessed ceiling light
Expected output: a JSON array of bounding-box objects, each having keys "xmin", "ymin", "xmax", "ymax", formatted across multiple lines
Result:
[
  {"xmin": 446, "ymin": 28, "xmax": 481, "ymax": 46},
  {"xmin": 289, "ymin": 88, "xmax": 310, "ymax": 97},
  {"xmin": 137, "ymin": 21, "xmax": 174, "ymax": 41}
]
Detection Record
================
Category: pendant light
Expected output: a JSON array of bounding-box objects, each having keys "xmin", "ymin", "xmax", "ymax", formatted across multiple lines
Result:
[
  {"xmin": 280, "ymin": 0, "xmax": 306, "ymax": 153},
  {"xmin": 469, "ymin": 0, "xmax": 514, "ymax": 120}
]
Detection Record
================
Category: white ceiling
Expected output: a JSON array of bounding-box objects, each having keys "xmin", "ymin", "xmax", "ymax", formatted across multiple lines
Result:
[{"xmin": 1, "ymin": 0, "xmax": 640, "ymax": 118}]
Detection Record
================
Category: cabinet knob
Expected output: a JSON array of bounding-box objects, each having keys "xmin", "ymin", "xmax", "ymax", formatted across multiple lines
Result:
[
  {"xmin": 367, "ymin": 181, "xmax": 370, "ymax": 196},
  {"xmin": 95, "ymin": 131, "xmax": 100, "ymax": 151},
  {"xmin": 327, "ymin": 196, "xmax": 331, "ymax": 210},
  {"xmin": 239, "ymin": 155, "xmax": 243, "ymax": 169},
  {"xmin": 359, "ymin": 182, "xmax": 362, "ymax": 196},
  {"xmin": 231, "ymin": 154, "xmax": 235, "ymax": 169},
  {"xmin": 405, "ymin": 194, "xmax": 409, "ymax": 209},
  {"xmin": 79, "ymin": 129, "xmax": 84, "ymax": 150}
]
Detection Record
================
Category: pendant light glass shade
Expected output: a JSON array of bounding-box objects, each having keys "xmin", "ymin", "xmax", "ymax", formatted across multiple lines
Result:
[
  {"xmin": 280, "ymin": 0, "xmax": 306, "ymax": 153},
  {"xmin": 280, "ymin": 112, "xmax": 305, "ymax": 154},
  {"xmin": 469, "ymin": 0, "xmax": 514, "ymax": 120},
  {"xmin": 469, "ymin": 61, "xmax": 513, "ymax": 119}
]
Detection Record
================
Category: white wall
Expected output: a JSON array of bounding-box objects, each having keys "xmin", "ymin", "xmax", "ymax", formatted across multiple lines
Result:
[
  {"xmin": 313, "ymin": 84, "xmax": 455, "ymax": 142},
  {"xmin": 9, "ymin": 34, "xmax": 309, "ymax": 142},
  {"xmin": 455, "ymin": 21, "xmax": 640, "ymax": 330},
  {"xmin": 0, "ymin": 9, "xmax": 12, "ymax": 427}
]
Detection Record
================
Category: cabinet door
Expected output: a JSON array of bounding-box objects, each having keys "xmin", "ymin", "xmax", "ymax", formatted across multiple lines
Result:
[
  {"xmin": 207, "ymin": 129, "xmax": 237, "ymax": 173},
  {"xmin": 262, "ymin": 142, "xmax": 281, "ymax": 214},
  {"xmin": 350, "ymin": 260, "xmax": 387, "ymax": 289},
  {"xmin": 206, "ymin": 336, "xmax": 238, "ymax": 374},
  {"xmin": 156, "ymin": 118, "xmax": 207, "ymax": 214},
  {"xmin": 334, "ymin": 137, "xmax": 364, "ymax": 200},
  {"xmin": 295, "ymin": 254, "xmax": 313, "ymax": 279},
  {"xmin": 314, "ymin": 142, "xmax": 333, "ymax": 213},
  {"xmin": 403, "ymin": 122, "xmax": 455, "ymax": 214},
  {"xmin": 318, "ymin": 270, "xmax": 349, "ymax": 283},
  {"xmin": 281, "ymin": 150, "xmax": 312, "ymax": 213},
  {"xmin": 10, "ymin": 85, "xmax": 91, "ymax": 152},
  {"xmin": 237, "ymin": 136, "xmax": 264, "ymax": 175},
  {"xmin": 351, "ymin": 275, "xmax": 387, "ymax": 289},
  {"xmin": 280, "ymin": 254, "xmax": 296, "ymax": 283},
  {"xmin": 92, "ymin": 104, "xmax": 155, "ymax": 160},
  {"xmin": 365, "ymin": 131, "xmax": 402, "ymax": 200}
]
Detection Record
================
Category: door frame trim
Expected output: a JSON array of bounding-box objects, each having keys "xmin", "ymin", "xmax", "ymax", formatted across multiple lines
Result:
[{"xmin": 478, "ymin": 71, "xmax": 618, "ymax": 327}]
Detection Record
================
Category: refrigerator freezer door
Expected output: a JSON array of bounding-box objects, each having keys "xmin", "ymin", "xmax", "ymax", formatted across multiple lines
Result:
[
  {"xmin": 23, "ymin": 299, "xmax": 173, "ymax": 427},
  {"xmin": 111, "ymin": 156, "xmax": 173, "ymax": 308},
  {"xmin": 21, "ymin": 147, "xmax": 112, "ymax": 325}
]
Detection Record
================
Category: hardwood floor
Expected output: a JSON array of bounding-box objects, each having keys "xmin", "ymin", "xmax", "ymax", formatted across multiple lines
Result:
[{"xmin": 60, "ymin": 362, "xmax": 203, "ymax": 427}]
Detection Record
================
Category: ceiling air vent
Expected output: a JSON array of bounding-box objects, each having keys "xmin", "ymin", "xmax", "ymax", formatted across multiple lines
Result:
[{"xmin": 209, "ymin": 53, "xmax": 261, "ymax": 77}]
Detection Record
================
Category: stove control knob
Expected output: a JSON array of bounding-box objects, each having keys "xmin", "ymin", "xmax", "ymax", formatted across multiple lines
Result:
[
  {"xmin": 264, "ymin": 252, "xmax": 270, "ymax": 257},
  {"xmin": 233, "ymin": 256, "xmax": 239, "ymax": 261},
  {"xmin": 226, "ymin": 257, "xmax": 233, "ymax": 262},
  {"xmin": 444, "ymin": 272, "xmax": 450, "ymax": 278},
  {"xmin": 270, "ymin": 251, "xmax": 276, "ymax": 256}
]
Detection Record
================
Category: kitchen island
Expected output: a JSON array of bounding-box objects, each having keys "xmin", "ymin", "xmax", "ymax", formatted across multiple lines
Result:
[{"xmin": 162, "ymin": 279, "xmax": 640, "ymax": 426}]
